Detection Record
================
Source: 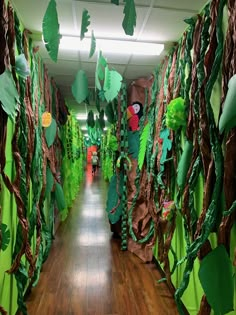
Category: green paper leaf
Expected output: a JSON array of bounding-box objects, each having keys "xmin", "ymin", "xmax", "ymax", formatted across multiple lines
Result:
[
  {"xmin": 106, "ymin": 173, "xmax": 124, "ymax": 224},
  {"xmin": 71, "ymin": 70, "xmax": 89, "ymax": 104},
  {"xmin": 105, "ymin": 102, "xmax": 115, "ymax": 124},
  {"xmin": 166, "ymin": 97, "xmax": 187, "ymax": 131},
  {"xmin": 177, "ymin": 140, "xmax": 193, "ymax": 190},
  {"xmin": 89, "ymin": 30, "xmax": 96, "ymax": 58},
  {"xmin": 0, "ymin": 69, "xmax": 19, "ymax": 122},
  {"xmin": 55, "ymin": 182, "xmax": 66, "ymax": 211},
  {"xmin": 95, "ymin": 51, "xmax": 107, "ymax": 90},
  {"xmin": 219, "ymin": 74, "xmax": 236, "ymax": 133},
  {"xmin": 42, "ymin": 0, "xmax": 61, "ymax": 62},
  {"xmin": 160, "ymin": 128, "xmax": 172, "ymax": 165},
  {"xmin": 138, "ymin": 122, "xmax": 150, "ymax": 170},
  {"xmin": 111, "ymin": 0, "xmax": 119, "ymax": 4},
  {"xmin": 45, "ymin": 118, "xmax": 57, "ymax": 147},
  {"xmin": 80, "ymin": 9, "xmax": 90, "ymax": 40},
  {"xmin": 45, "ymin": 166, "xmax": 54, "ymax": 198},
  {"xmin": 108, "ymin": 135, "xmax": 118, "ymax": 151},
  {"xmin": 128, "ymin": 131, "xmax": 140, "ymax": 159},
  {"xmin": 122, "ymin": 0, "xmax": 136, "ymax": 36},
  {"xmin": 15, "ymin": 54, "xmax": 30, "ymax": 79},
  {"xmin": 0, "ymin": 223, "xmax": 10, "ymax": 251},
  {"xmin": 104, "ymin": 67, "xmax": 122, "ymax": 102},
  {"xmin": 87, "ymin": 110, "xmax": 95, "ymax": 128},
  {"xmin": 199, "ymin": 245, "xmax": 234, "ymax": 314}
]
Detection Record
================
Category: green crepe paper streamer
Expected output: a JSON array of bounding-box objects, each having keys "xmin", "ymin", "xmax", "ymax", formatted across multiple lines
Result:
[
  {"xmin": 138, "ymin": 122, "xmax": 150, "ymax": 170},
  {"xmin": 0, "ymin": 69, "xmax": 19, "ymax": 122},
  {"xmin": 166, "ymin": 97, "xmax": 187, "ymax": 131},
  {"xmin": 106, "ymin": 173, "xmax": 124, "ymax": 224},
  {"xmin": 177, "ymin": 140, "xmax": 193, "ymax": 190},
  {"xmin": 122, "ymin": 0, "xmax": 136, "ymax": 36},
  {"xmin": 45, "ymin": 118, "xmax": 57, "ymax": 147},
  {"xmin": 104, "ymin": 67, "xmax": 122, "ymax": 102},
  {"xmin": 55, "ymin": 182, "xmax": 66, "ymax": 211},
  {"xmin": 198, "ymin": 245, "xmax": 234, "ymax": 314},
  {"xmin": 80, "ymin": 9, "xmax": 90, "ymax": 40},
  {"xmin": 45, "ymin": 166, "xmax": 54, "ymax": 198},
  {"xmin": 219, "ymin": 74, "xmax": 236, "ymax": 133},
  {"xmin": 95, "ymin": 51, "xmax": 107, "ymax": 90},
  {"xmin": 89, "ymin": 30, "xmax": 96, "ymax": 58},
  {"xmin": 0, "ymin": 223, "xmax": 10, "ymax": 251},
  {"xmin": 71, "ymin": 69, "xmax": 89, "ymax": 104},
  {"xmin": 15, "ymin": 54, "xmax": 30, "ymax": 79},
  {"xmin": 108, "ymin": 135, "xmax": 118, "ymax": 151},
  {"xmin": 128, "ymin": 130, "xmax": 140, "ymax": 159},
  {"xmin": 42, "ymin": 0, "xmax": 61, "ymax": 62}
]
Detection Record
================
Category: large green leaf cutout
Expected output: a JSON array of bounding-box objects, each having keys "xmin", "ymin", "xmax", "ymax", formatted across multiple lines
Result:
[
  {"xmin": 138, "ymin": 122, "xmax": 150, "ymax": 170},
  {"xmin": 1, "ymin": 223, "xmax": 10, "ymax": 251},
  {"xmin": 105, "ymin": 102, "xmax": 115, "ymax": 124},
  {"xmin": 45, "ymin": 166, "xmax": 54, "ymax": 198},
  {"xmin": 95, "ymin": 51, "xmax": 107, "ymax": 90},
  {"xmin": 106, "ymin": 173, "xmax": 124, "ymax": 224},
  {"xmin": 15, "ymin": 54, "xmax": 30, "ymax": 79},
  {"xmin": 177, "ymin": 140, "xmax": 193, "ymax": 190},
  {"xmin": 0, "ymin": 69, "xmax": 19, "ymax": 122},
  {"xmin": 87, "ymin": 110, "xmax": 95, "ymax": 128},
  {"xmin": 128, "ymin": 130, "xmax": 140, "ymax": 159},
  {"xmin": 45, "ymin": 118, "xmax": 57, "ymax": 147},
  {"xmin": 122, "ymin": 0, "xmax": 136, "ymax": 36},
  {"xmin": 104, "ymin": 66, "xmax": 122, "ymax": 102},
  {"xmin": 71, "ymin": 70, "xmax": 89, "ymax": 104},
  {"xmin": 219, "ymin": 74, "xmax": 236, "ymax": 134},
  {"xmin": 42, "ymin": 0, "xmax": 61, "ymax": 62},
  {"xmin": 198, "ymin": 245, "xmax": 234, "ymax": 315},
  {"xmin": 89, "ymin": 30, "xmax": 96, "ymax": 58},
  {"xmin": 55, "ymin": 182, "xmax": 66, "ymax": 211},
  {"xmin": 80, "ymin": 9, "xmax": 90, "ymax": 40}
]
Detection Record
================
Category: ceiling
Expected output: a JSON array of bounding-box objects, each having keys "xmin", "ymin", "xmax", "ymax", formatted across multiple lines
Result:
[{"xmin": 11, "ymin": 0, "xmax": 207, "ymax": 133}]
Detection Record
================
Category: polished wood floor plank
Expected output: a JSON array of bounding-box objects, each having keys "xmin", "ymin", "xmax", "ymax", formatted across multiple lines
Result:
[{"xmin": 24, "ymin": 167, "xmax": 179, "ymax": 315}]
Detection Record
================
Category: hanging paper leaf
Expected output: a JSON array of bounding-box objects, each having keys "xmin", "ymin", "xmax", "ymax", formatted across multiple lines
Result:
[
  {"xmin": 98, "ymin": 109, "xmax": 105, "ymax": 129},
  {"xmin": 219, "ymin": 74, "xmax": 236, "ymax": 133},
  {"xmin": 160, "ymin": 128, "xmax": 172, "ymax": 165},
  {"xmin": 95, "ymin": 51, "xmax": 107, "ymax": 90},
  {"xmin": 106, "ymin": 173, "xmax": 124, "ymax": 224},
  {"xmin": 45, "ymin": 118, "xmax": 57, "ymax": 147},
  {"xmin": 166, "ymin": 97, "xmax": 187, "ymax": 131},
  {"xmin": 55, "ymin": 182, "xmax": 66, "ymax": 211},
  {"xmin": 87, "ymin": 110, "xmax": 95, "ymax": 128},
  {"xmin": 89, "ymin": 30, "xmax": 96, "ymax": 58},
  {"xmin": 71, "ymin": 70, "xmax": 89, "ymax": 104},
  {"xmin": 42, "ymin": 0, "xmax": 61, "ymax": 62},
  {"xmin": 45, "ymin": 166, "xmax": 54, "ymax": 198},
  {"xmin": 0, "ymin": 69, "xmax": 19, "ymax": 122},
  {"xmin": 128, "ymin": 130, "xmax": 140, "ymax": 159},
  {"xmin": 199, "ymin": 245, "xmax": 234, "ymax": 314},
  {"xmin": 177, "ymin": 140, "xmax": 193, "ymax": 190},
  {"xmin": 80, "ymin": 9, "xmax": 90, "ymax": 40},
  {"xmin": 0, "ymin": 223, "xmax": 10, "ymax": 251},
  {"xmin": 15, "ymin": 54, "xmax": 30, "ymax": 79},
  {"xmin": 104, "ymin": 67, "xmax": 122, "ymax": 102},
  {"xmin": 105, "ymin": 102, "xmax": 115, "ymax": 124},
  {"xmin": 111, "ymin": 0, "xmax": 119, "ymax": 4},
  {"xmin": 122, "ymin": 0, "xmax": 136, "ymax": 36},
  {"xmin": 138, "ymin": 122, "xmax": 150, "ymax": 170}
]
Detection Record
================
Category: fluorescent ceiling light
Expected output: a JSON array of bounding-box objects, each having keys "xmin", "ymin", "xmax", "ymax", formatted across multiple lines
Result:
[
  {"xmin": 60, "ymin": 36, "xmax": 164, "ymax": 56},
  {"xmin": 76, "ymin": 113, "xmax": 107, "ymax": 120}
]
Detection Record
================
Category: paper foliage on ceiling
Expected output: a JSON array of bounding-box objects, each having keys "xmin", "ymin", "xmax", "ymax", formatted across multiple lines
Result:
[
  {"xmin": 122, "ymin": 0, "xmax": 136, "ymax": 36},
  {"xmin": 89, "ymin": 31, "xmax": 96, "ymax": 58},
  {"xmin": 80, "ymin": 9, "xmax": 90, "ymax": 40},
  {"xmin": 0, "ymin": 69, "xmax": 19, "ymax": 122},
  {"xmin": 42, "ymin": 0, "xmax": 61, "ymax": 62},
  {"xmin": 71, "ymin": 70, "xmax": 89, "ymax": 104},
  {"xmin": 104, "ymin": 66, "xmax": 122, "ymax": 102},
  {"xmin": 95, "ymin": 51, "xmax": 107, "ymax": 91}
]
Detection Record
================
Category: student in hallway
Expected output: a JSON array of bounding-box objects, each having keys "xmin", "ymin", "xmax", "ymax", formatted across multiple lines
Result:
[{"xmin": 91, "ymin": 151, "xmax": 98, "ymax": 175}]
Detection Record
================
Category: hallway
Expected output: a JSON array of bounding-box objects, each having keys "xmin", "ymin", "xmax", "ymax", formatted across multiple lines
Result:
[{"xmin": 25, "ymin": 166, "xmax": 179, "ymax": 315}]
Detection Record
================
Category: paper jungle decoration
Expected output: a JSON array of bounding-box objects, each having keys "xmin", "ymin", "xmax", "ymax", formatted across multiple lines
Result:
[
  {"xmin": 42, "ymin": 0, "xmax": 61, "ymax": 62},
  {"xmin": 42, "ymin": 111, "xmax": 52, "ymax": 127},
  {"xmin": 71, "ymin": 69, "xmax": 89, "ymax": 104},
  {"xmin": 104, "ymin": 67, "xmax": 122, "ymax": 102},
  {"xmin": 0, "ymin": 223, "xmax": 10, "ymax": 251},
  {"xmin": 138, "ymin": 122, "xmax": 150, "ymax": 170},
  {"xmin": 162, "ymin": 201, "xmax": 176, "ymax": 221},
  {"xmin": 177, "ymin": 140, "xmax": 193, "ymax": 191},
  {"xmin": 122, "ymin": 0, "xmax": 136, "ymax": 36},
  {"xmin": 166, "ymin": 97, "xmax": 186, "ymax": 130},
  {"xmin": 89, "ymin": 30, "xmax": 96, "ymax": 58},
  {"xmin": 80, "ymin": 9, "xmax": 90, "ymax": 40},
  {"xmin": 219, "ymin": 74, "xmax": 236, "ymax": 133},
  {"xmin": 127, "ymin": 101, "xmax": 143, "ymax": 131},
  {"xmin": 45, "ymin": 118, "xmax": 57, "ymax": 147},
  {"xmin": 15, "ymin": 54, "xmax": 30, "ymax": 79}
]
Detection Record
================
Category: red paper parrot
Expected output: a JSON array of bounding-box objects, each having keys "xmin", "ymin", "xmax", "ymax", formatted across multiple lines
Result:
[{"xmin": 127, "ymin": 101, "xmax": 143, "ymax": 131}]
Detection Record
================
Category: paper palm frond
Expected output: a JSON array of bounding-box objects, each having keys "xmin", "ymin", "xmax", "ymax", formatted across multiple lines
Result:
[{"xmin": 138, "ymin": 122, "xmax": 150, "ymax": 170}]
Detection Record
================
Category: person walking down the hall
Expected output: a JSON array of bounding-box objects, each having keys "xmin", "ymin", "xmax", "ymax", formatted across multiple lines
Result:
[{"xmin": 91, "ymin": 151, "xmax": 98, "ymax": 175}]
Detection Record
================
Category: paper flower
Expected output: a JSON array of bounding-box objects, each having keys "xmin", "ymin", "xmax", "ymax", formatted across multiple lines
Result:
[{"xmin": 166, "ymin": 97, "xmax": 186, "ymax": 130}]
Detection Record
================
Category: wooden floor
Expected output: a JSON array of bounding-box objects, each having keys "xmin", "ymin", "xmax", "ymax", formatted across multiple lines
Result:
[{"xmin": 25, "ymin": 165, "xmax": 179, "ymax": 315}]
